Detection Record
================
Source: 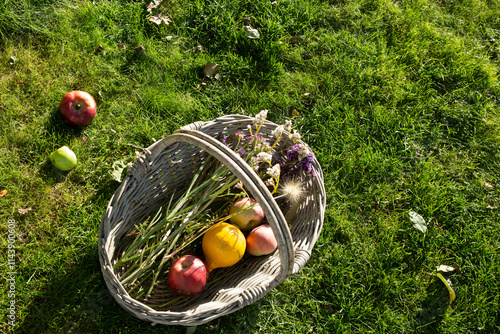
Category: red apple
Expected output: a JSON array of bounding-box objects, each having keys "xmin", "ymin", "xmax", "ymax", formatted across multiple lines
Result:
[
  {"xmin": 59, "ymin": 90, "xmax": 96, "ymax": 126},
  {"xmin": 168, "ymin": 255, "xmax": 208, "ymax": 297},
  {"xmin": 246, "ymin": 224, "xmax": 277, "ymax": 256},
  {"xmin": 229, "ymin": 197, "xmax": 265, "ymax": 231}
]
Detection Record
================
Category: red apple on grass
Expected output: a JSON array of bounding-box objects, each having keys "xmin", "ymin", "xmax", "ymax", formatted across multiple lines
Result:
[
  {"xmin": 59, "ymin": 90, "xmax": 96, "ymax": 126},
  {"xmin": 246, "ymin": 224, "xmax": 277, "ymax": 256},
  {"xmin": 168, "ymin": 255, "xmax": 208, "ymax": 297},
  {"xmin": 229, "ymin": 197, "xmax": 265, "ymax": 231}
]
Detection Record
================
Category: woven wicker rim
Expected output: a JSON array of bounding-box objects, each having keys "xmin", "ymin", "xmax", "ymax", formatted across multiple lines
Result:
[{"xmin": 99, "ymin": 114, "xmax": 326, "ymax": 326}]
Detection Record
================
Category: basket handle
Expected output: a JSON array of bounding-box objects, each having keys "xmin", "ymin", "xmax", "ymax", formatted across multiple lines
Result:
[{"xmin": 147, "ymin": 129, "xmax": 295, "ymax": 281}]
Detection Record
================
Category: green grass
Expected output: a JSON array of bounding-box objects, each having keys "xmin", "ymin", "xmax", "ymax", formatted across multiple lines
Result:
[{"xmin": 1, "ymin": 0, "xmax": 500, "ymax": 332}]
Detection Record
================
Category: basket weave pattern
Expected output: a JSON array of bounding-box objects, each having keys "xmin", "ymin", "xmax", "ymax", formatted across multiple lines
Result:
[{"xmin": 99, "ymin": 115, "xmax": 326, "ymax": 326}]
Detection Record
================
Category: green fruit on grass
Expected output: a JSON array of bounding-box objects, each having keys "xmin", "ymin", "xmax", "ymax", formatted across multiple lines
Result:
[{"xmin": 49, "ymin": 146, "xmax": 77, "ymax": 171}]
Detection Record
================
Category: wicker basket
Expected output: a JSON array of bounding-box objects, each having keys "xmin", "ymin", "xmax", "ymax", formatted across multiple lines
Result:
[{"xmin": 99, "ymin": 114, "xmax": 326, "ymax": 326}]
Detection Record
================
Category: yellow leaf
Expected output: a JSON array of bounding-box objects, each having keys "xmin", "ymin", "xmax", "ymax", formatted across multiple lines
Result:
[
  {"xmin": 0, "ymin": 189, "xmax": 6, "ymax": 197},
  {"xmin": 436, "ymin": 273, "xmax": 456, "ymax": 303}
]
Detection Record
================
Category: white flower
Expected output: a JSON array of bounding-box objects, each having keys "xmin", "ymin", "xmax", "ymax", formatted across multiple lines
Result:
[
  {"xmin": 256, "ymin": 142, "xmax": 271, "ymax": 152},
  {"xmin": 235, "ymin": 181, "xmax": 243, "ymax": 189},
  {"xmin": 250, "ymin": 156, "xmax": 259, "ymax": 172},
  {"xmin": 267, "ymin": 164, "xmax": 281, "ymax": 179},
  {"xmin": 247, "ymin": 124, "xmax": 252, "ymax": 132},
  {"xmin": 255, "ymin": 110, "xmax": 268, "ymax": 125},
  {"xmin": 284, "ymin": 120, "xmax": 292, "ymax": 133},
  {"xmin": 298, "ymin": 144, "xmax": 309, "ymax": 160},
  {"xmin": 271, "ymin": 125, "xmax": 284, "ymax": 138},
  {"xmin": 265, "ymin": 178, "xmax": 275, "ymax": 187},
  {"xmin": 289, "ymin": 130, "xmax": 301, "ymax": 143},
  {"xmin": 256, "ymin": 152, "xmax": 272, "ymax": 163}
]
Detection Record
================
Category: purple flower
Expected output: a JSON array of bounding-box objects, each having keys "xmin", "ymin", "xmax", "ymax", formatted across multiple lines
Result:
[
  {"xmin": 286, "ymin": 144, "xmax": 301, "ymax": 161},
  {"xmin": 221, "ymin": 133, "xmax": 228, "ymax": 146},
  {"xmin": 297, "ymin": 159, "xmax": 313, "ymax": 173}
]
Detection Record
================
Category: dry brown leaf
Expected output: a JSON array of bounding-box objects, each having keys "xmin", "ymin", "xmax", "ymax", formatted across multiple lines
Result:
[
  {"xmin": 118, "ymin": 44, "xmax": 127, "ymax": 51},
  {"xmin": 453, "ymin": 264, "xmax": 463, "ymax": 274},
  {"xmin": 241, "ymin": 16, "xmax": 252, "ymax": 25},
  {"xmin": 195, "ymin": 45, "xmax": 203, "ymax": 53},
  {"xmin": 292, "ymin": 109, "xmax": 300, "ymax": 116},
  {"xmin": 134, "ymin": 45, "xmax": 146, "ymax": 56},
  {"xmin": 94, "ymin": 45, "xmax": 104, "ymax": 54},
  {"xmin": 146, "ymin": 0, "xmax": 172, "ymax": 25},
  {"xmin": 0, "ymin": 189, "xmax": 6, "ymax": 197},
  {"xmin": 149, "ymin": 13, "xmax": 172, "ymax": 25},
  {"xmin": 18, "ymin": 207, "xmax": 32, "ymax": 215},
  {"xmin": 290, "ymin": 36, "xmax": 302, "ymax": 45}
]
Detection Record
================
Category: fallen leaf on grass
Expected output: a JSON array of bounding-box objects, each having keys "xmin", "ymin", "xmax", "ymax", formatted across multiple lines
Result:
[
  {"xmin": 18, "ymin": 207, "xmax": 32, "ymax": 215},
  {"xmin": 484, "ymin": 182, "xmax": 494, "ymax": 189},
  {"xmin": 148, "ymin": 12, "xmax": 172, "ymax": 25},
  {"xmin": 244, "ymin": 26, "xmax": 260, "ymax": 39},
  {"xmin": 186, "ymin": 327, "xmax": 197, "ymax": 334},
  {"xmin": 204, "ymin": 63, "xmax": 220, "ymax": 78},
  {"xmin": 94, "ymin": 45, "xmax": 104, "ymax": 54},
  {"xmin": 134, "ymin": 45, "xmax": 146, "ymax": 56},
  {"xmin": 146, "ymin": 0, "xmax": 172, "ymax": 25},
  {"xmin": 118, "ymin": 44, "xmax": 127, "ymax": 51},
  {"xmin": 241, "ymin": 17, "xmax": 252, "ymax": 25},
  {"xmin": 292, "ymin": 109, "xmax": 300, "ymax": 116},
  {"xmin": 111, "ymin": 157, "xmax": 135, "ymax": 183},
  {"xmin": 453, "ymin": 264, "xmax": 463, "ymax": 274},
  {"xmin": 436, "ymin": 265, "xmax": 455, "ymax": 273},
  {"xmin": 0, "ymin": 189, "xmax": 7, "ymax": 197},
  {"xmin": 436, "ymin": 273, "xmax": 456, "ymax": 303},
  {"xmin": 290, "ymin": 36, "xmax": 302, "ymax": 45},
  {"xmin": 409, "ymin": 210, "xmax": 427, "ymax": 234}
]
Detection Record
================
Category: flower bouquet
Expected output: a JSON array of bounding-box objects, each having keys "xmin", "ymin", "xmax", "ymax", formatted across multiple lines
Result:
[{"xmin": 99, "ymin": 112, "xmax": 325, "ymax": 326}]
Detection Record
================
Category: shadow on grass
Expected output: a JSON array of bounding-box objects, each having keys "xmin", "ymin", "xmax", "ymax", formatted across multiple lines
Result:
[
  {"xmin": 412, "ymin": 275, "xmax": 452, "ymax": 333},
  {"xmin": 15, "ymin": 178, "xmax": 262, "ymax": 334},
  {"xmin": 14, "ymin": 178, "xmax": 185, "ymax": 334},
  {"xmin": 44, "ymin": 106, "xmax": 85, "ymax": 139}
]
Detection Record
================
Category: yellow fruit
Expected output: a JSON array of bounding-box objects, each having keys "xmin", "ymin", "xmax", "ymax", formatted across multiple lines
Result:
[{"xmin": 202, "ymin": 222, "xmax": 246, "ymax": 272}]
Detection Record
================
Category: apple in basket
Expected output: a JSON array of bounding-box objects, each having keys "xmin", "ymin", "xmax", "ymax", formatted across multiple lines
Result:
[
  {"xmin": 246, "ymin": 224, "xmax": 277, "ymax": 256},
  {"xmin": 168, "ymin": 255, "xmax": 208, "ymax": 297},
  {"xmin": 59, "ymin": 90, "xmax": 97, "ymax": 126},
  {"xmin": 229, "ymin": 197, "xmax": 265, "ymax": 232}
]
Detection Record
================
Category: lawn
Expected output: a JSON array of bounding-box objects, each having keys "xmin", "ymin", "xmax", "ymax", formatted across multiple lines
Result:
[{"xmin": 1, "ymin": 0, "xmax": 500, "ymax": 333}]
